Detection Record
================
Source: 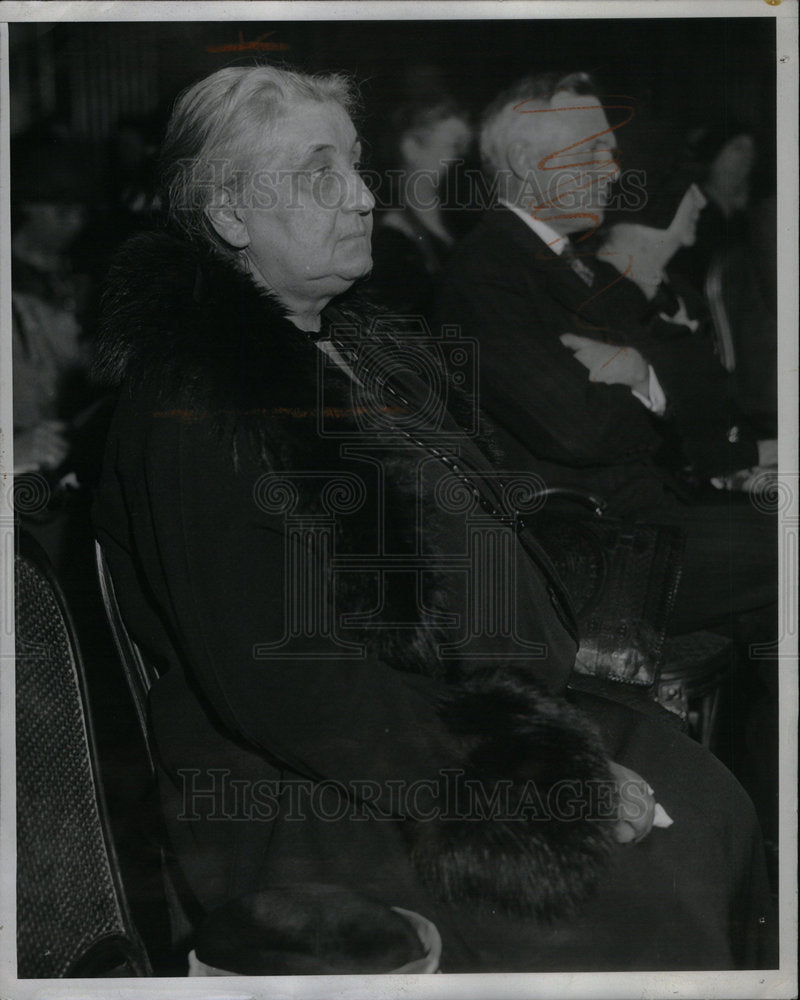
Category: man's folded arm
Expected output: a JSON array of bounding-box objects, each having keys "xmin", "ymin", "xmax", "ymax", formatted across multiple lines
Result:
[{"xmin": 439, "ymin": 277, "xmax": 663, "ymax": 468}]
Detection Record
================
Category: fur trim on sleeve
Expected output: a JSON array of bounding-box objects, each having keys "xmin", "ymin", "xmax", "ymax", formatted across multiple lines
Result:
[{"xmin": 408, "ymin": 669, "xmax": 617, "ymax": 921}]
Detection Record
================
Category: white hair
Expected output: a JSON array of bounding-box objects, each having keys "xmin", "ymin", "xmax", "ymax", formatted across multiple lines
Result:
[
  {"xmin": 160, "ymin": 64, "xmax": 358, "ymax": 255},
  {"xmin": 479, "ymin": 71, "xmax": 597, "ymax": 177}
]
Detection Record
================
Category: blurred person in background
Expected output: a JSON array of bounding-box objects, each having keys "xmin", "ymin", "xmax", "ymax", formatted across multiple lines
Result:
[
  {"xmin": 369, "ymin": 81, "xmax": 472, "ymax": 322},
  {"xmin": 11, "ymin": 134, "xmax": 95, "ymax": 476},
  {"xmin": 11, "ymin": 133, "xmax": 115, "ymax": 574},
  {"xmin": 107, "ymin": 113, "xmax": 164, "ymax": 241},
  {"xmin": 591, "ymin": 183, "xmax": 777, "ymax": 493},
  {"xmin": 671, "ymin": 124, "xmax": 757, "ymax": 292},
  {"xmin": 615, "ymin": 116, "xmax": 776, "ymax": 430},
  {"xmin": 673, "ymin": 124, "xmax": 777, "ymax": 429}
]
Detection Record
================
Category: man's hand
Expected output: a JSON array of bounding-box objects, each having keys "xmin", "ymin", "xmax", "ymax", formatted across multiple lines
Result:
[
  {"xmin": 14, "ymin": 421, "xmax": 69, "ymax": 474},
  {"xmin": 560, "ymin": 333, "xmax": 650, "ymax": 397},
  {"xmin": 608, "ymin": 760, "xmax": 661, "ymax": 844}
]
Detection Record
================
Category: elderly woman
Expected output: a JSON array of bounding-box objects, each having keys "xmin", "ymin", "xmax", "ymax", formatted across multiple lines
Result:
[{"xmin": 93, "ymin": 65, "xmax": 773, "ymax": 972}]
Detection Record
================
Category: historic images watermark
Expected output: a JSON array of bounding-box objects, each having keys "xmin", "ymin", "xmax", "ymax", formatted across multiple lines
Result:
[
  {"xmin": 168, "ymin": 158, "xmax": 649, "ymax": 215},
  {"xmin": 175, "ymin": 768, "xmax": 642, "ymax": 825}
]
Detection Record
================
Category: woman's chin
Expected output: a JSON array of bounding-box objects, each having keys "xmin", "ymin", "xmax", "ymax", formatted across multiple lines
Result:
[
  {"xmin": 320, "ymin": 267, "xmax": 371, "ymax": 299},
  {"xmin": 336, "ymin": 253, "xmax": 374, "ymax": 283}
]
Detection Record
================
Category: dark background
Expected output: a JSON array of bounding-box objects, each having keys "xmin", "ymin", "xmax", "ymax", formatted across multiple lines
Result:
[{"xmin": 9, "ymin": 17, "xmax": 777, "ymax": 187}]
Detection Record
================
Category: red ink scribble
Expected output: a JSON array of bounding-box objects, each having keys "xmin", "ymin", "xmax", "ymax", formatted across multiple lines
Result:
[
  {"xmin": 514, "ymin": 93, "xmax": 636, "ymax": 240},
  {"xmin": 274, "ymin": 406, "xmax": 408, "ymax": 418},
  {"xmin": 154, "ymin": 405, "xmax": 407, "ymax": 422},
  {"xmin": 153, "ymin": 408, "xmax": 205, "ymax": 424},
  {"xmin": 206, "ymin": 30, "xmax": 290, "ymax": 54},
  {"xmin": 598, "ymin": 345, "xmax": 629, "ymax": 370},
  {"xmin": 570, "ymin": 249, "xmax": 636, "ymax": 332},
  {"xmin": 513, "ymin": 91, "xmax": 643, "ymax": 334}
]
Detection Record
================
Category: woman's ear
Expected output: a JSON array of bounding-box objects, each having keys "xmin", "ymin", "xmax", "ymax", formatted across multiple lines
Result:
[{"xmin": 206, "ymin": 193, "xmax": 250, "ymax": 249}]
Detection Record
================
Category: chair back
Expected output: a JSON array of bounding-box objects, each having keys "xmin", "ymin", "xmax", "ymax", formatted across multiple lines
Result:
[
  {"xmin": 705, "ymin": 252, "xmax": 738, "ymax": 374},
  {"xmin": 94, "ymin": 539, "xmax": 200, "ymax": 957},
  {"xmin": 705, "ymin": 245, "xmax": 778, "ymax": 423},
  {"xmin": 15, "ymin": 531, "xmax": 151, "ymax": 977},
  {"xmin": 94, "ymin": 541, "xmax": 159, "ymax": 770}
]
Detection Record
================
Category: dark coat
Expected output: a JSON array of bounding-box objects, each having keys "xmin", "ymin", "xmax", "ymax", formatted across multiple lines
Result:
[
  {"xmin": 92, "ymin": 230, "xmax": 609, "ymax": 908},
  {"xmin": 368, "ymin": 215, "xmax": 452, "ymax": 323},
  {"xmin": 438, "ymin": 207, "xmax": 759, "ymax": 517},
  {"xmin": 93, "ymin": 230, "xmax": 774, "ymax": 970}
]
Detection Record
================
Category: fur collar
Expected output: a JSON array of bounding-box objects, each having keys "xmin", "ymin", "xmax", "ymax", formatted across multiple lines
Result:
[
  {"xmin": 96, "ymin": 230, "xmax": 358, "ymax": 467},
  {"xmin": 96, "ymin": 229, "xmax": 497, "ymax": 469}
]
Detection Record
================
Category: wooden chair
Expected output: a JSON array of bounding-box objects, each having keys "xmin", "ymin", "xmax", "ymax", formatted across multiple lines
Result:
[
  {"xmin": 15, "ymin": 530, "xmax": 150, "ymax": 977},
  {"xmin": 94, "ymin": 540, "xmax": 198, "ymax": 958}
]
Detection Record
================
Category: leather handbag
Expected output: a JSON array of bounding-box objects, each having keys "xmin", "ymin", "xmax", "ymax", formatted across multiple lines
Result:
[{"xmin": 532, "ymin": 508, "xmax": 685, "ymax": 687}]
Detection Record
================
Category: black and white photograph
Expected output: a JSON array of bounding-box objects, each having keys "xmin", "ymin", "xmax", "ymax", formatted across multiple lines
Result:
[{"xmin": 0, "ymin": 2, "xmax": 797, "ymax": 997}]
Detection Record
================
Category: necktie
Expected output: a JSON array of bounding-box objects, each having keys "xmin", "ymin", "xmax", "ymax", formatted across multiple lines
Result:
[{"xmin": 561, "ymin": 239, "xmax": 595, "ymax": 288}]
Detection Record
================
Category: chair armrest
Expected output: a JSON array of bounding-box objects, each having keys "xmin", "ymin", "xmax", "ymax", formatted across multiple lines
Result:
[{"xmin": 532, "ymin": 487, "xmax": 608, "ymax": 517}]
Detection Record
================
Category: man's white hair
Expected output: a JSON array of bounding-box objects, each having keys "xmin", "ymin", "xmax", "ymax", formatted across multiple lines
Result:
[{"xmin": 479, "ymin": 71, "xmax": 597, "ymax": 177}]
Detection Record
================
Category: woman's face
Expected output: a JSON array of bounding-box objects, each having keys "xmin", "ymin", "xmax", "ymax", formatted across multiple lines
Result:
[
  {"xmin": 707, "ymin": 134, "xmax": 756, "ymax": 215},
  {"xmin": 20, "ymin": 202, "xmax": 87, "ymax": 253},
  {"xmin": 233, "ymin": 100, "xmax": 374, "ymax": 309},
  {"xmin": 404, "ymin": 115, "xmax": 472, "ymax": 182}
]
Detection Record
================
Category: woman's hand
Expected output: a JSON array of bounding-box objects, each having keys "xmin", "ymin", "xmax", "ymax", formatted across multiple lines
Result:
[
  {"xmin": 560, "ymin": 333, "xmax": 650, "ymax": 397},
  {"xmin": 14, "ymin": 421, "xmax": 69, "ymax": 474},
  {"xmin": 608, "ymin": 760, "xmax": 672, "ymax": 844}
]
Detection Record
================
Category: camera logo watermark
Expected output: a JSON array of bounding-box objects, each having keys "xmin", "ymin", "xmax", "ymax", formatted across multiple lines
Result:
[{"xmin": 249, "ymin": 317, "xmax": 554, "ymax": 663}]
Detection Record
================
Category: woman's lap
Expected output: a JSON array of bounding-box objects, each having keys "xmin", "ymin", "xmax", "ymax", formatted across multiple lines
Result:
[{"xmin": 156, "ymin": 683, "xmax": 775, "ymax": 971}]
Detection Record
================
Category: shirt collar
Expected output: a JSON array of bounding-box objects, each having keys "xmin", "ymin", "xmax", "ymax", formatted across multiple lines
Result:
[{"xmin": 498, "ymin": 199, "xmax": 569, "ymax": 256}]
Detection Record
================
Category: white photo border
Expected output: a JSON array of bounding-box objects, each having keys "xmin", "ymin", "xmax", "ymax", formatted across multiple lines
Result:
[{"xmin": 0, "ymin": 3, "xmax": 797, "ymax": 998}]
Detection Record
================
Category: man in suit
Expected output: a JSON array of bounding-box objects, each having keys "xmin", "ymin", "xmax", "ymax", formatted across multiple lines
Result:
[{"xmin": 438, "ymin": 71, "xmax": 777, "ymax": 636}]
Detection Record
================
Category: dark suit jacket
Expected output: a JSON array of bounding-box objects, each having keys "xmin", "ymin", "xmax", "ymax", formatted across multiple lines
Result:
[{"xmin": 438, "ymin": 207, "xmax": 758, "ymax": 517}]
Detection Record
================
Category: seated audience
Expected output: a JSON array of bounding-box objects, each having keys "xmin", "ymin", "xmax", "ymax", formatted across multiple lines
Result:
[
  {"xmin": 93, "ymin": 64, "xmax": 774, "ymax": 972},
  {"xmin": 438, "ymin": 71, "xmax": 777, "ymax": 638},
  {"xmin": 593, "ymin": 185, "xmax": 776, "ymax": 491}
]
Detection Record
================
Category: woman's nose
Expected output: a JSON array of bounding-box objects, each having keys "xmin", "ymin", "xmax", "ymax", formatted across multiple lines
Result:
[{"xmin": 345, "ymin": 170, "xmax": 375, "ymax": 214}]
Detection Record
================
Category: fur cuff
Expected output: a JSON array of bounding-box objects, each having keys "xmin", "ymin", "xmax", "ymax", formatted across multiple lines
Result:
[{"xmin": 408, "ymin": 669, "xmax": 617, "ymax": 921}]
